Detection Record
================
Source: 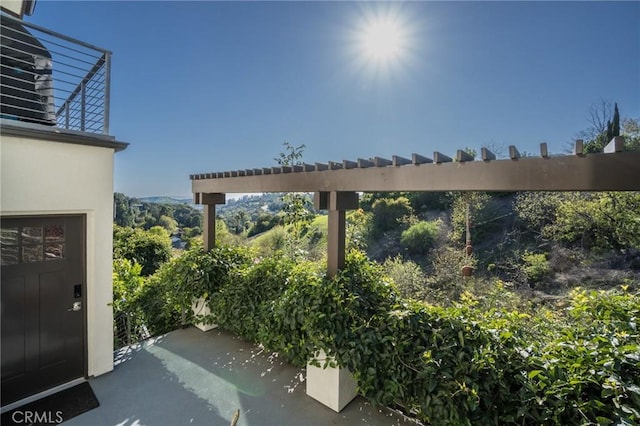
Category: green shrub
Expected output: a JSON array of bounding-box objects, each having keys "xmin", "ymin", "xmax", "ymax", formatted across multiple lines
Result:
[
  {"xmin": 549, "ymin": 192, "xmax": 640, "ymax": 250},
  {"xmin": 113, "ymin": 225, "xmax": 172, "ymax": 276},
  {"xmin": 211, "ymin": 253, "xmax": 297, "ymax": 342},
  {"xmin": 382, "ymin": 256, "xmax": 428, "ymax": 300},
  {"xmin": 521, "ymin": 251, "xmax": 551, "ymax": 284},
  {"xmin": 400, "ymin": 220, "xmax": 441, "ymax": 255},
  {"xmin": 257, "ymin": 250, "xmax": 397, "ymax": 368},
  {"xmin": 450, "ymin": 192, "xmax": 490, "ymax": 243},
  {"xmin": 171, "ymin": 244, "xmax": 253, "ymax": 319},
  {"xmin": 371, "ymin": 197, "xmax": 413, "ymax": 236},
  {"xmin": 122, "ymin": 243, "xmax": 638, "ymax": 425},
  {"xmin": 126, "ymin": 244, "xmax": 252, "ymax": 337},
  {"xmin": 520, "ymin": 288, "xmax": 640, "ymax": 425},
  {"xmin": 112, "ymin": 258, "xmax": 147, "ymax": 347}
]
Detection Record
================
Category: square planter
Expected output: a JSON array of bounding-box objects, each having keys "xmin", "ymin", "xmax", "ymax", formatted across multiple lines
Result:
[
  {"xmin": 306, "ymin": 349, "xmax": 357, "ymax": 412},
  {"xmin": 191, "ymin": 297, "xmax": 217, "ymax": 332}
]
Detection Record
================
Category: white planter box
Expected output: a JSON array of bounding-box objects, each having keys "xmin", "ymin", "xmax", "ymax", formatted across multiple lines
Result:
[
  {"xmin": 191, "ymin": 297, "xmax": 217, "ymax": 332},
  {"xmin": 306, "ymin": 349, "xmax": 357, "ymax": 412}
]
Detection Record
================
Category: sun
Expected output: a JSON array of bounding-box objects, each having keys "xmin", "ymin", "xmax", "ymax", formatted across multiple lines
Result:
[{"xmin": 359, "ymin": 17, "xmax": 407, "ymax": 63}]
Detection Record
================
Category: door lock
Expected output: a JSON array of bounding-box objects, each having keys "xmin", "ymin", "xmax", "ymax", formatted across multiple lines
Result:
[{"xmin": 68, "ymin": 301, "xmax": 82, "ymax": 312}]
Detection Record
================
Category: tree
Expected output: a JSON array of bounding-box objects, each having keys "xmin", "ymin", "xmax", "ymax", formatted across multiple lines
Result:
[
  {"xmin": 622, "ymin": 117, "xmax": 640, "ymax": 151},
  {"xmin": 371, "ymin": 197, "xmax": 413, "ymax": 236},
  {"xmin": 113, "ymin": 225, "xmax": 172, "ymax": 276},
  {"xmin": 274, "ymin": 142, "xmax": 315, "ymax": 256},
  {"xmin": 114, "ymin": 192, "xmax": 136, "ymax": 227},
  {"xmin": 580, "ymin": 100, "xmax": 621, "ymax": 154},
  {"xmin": 157, "ymin": 215, "xmax": 178, "ymax": 234}
]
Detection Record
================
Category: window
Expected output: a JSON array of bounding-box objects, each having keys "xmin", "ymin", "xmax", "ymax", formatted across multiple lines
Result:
[{"xmin": 1, "ymin": 224, "xmax": 65, "ymax": 265}]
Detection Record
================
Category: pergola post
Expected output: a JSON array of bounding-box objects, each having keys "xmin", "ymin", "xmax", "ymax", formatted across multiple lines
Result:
[
  {"xmin": 314, "ymin": 191, "xmax": 359, "ymax": 277},
  {"xmin": 194, "ymin": 192, "xmax": 226, "ymax": 251}
]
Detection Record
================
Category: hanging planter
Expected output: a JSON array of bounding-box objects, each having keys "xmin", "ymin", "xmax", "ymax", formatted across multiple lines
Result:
[{"xmin": 461, "ymin": 265, "xmax": 474, "ymax": 277}]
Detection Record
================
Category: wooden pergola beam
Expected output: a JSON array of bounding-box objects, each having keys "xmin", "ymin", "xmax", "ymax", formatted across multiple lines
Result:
[{"xmin": 192, "ymin": 151, "xmax": 640, "ymax": 194}]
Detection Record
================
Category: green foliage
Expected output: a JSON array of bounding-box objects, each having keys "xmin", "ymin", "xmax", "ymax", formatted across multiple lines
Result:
[
  {"xmin": 167, "ymin": 243, "xmax": 253, "ymax": 314},
  {"xmin": 114, "ymin": 192, "xmax": 136, "ymax": 227},
  {"xmin": 400, "ymin": 220, "xmax": 441, "ymax": 255},
  {"xmin": 211, "ymin": 253, "xmax": 298, "ymax": 342},
  {"xmin": 426, "ymin": 246, "xmax": 477, "ymax": 303},
  {"xmin": 113, "ymin": 225, "xmax": 172, "ymax": 276},
  {"xmin": 274, "ymin": 141, "xmax": 305, "ymax": 167},
  {"xmin": 521, "ymin": 251, "xmax": 551, "ymax": 284},
  {"xmin": 521, "ymin": 288, "xmax": 640, "ymax": 425},
  {"xmin": 346, "ymin": 209, "xmax": 372, "ymax": 251},
  {"xmin": 450, "ymin": 192, "xmax": 490, "ymax": 243},
  {"xmin": 382, "ymin": 256, "xmax": 428, "ymax": 300},
  {"xmin": 113, "ymin": 193, "xmax": 202, "ymax": 231},
  {"xmin": 112, "ymin": 258, "xmax": 147, "ymax": 347},
  {"xmin": 117, "ymin": 243, "xmax": 253, "ymax": 339},
  {"xmin": 259, "ymin": 250, "xmax": 398, "ymax": 368},
  {"xmin": 157, "ymin": 215, "xmax": 178, "ymax": 234},
  {"xmin": 548, "ymin": 192, "xmax": 640, "ymax": 250},
  {"xmin": 114, "ymin": 238, "xmax": 638, "ymax": 425},
  {"xmin": 247, "ymin": 212, "xmax": 282, "ymax": 237},
  {"xmin": 371, "ymin": 196, "xmax": 413, "ymax": 236},
  {"xmin": 251, "ymin": 225, "xmax": 288, "ymax": 255},
  {"xmin": 515, "ymin": 192, "xmax": 565, "ymax": 235}
]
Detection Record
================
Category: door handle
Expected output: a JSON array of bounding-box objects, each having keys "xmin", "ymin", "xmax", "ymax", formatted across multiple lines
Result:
[{"xmin": 68, "ymin": 301, "xmax": 82, "ymax": 312}]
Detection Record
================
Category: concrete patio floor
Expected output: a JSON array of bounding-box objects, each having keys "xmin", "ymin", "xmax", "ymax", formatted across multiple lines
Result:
[{"xmin": 66, "ymin": 327, "xmax": 418, "ymax": 426}]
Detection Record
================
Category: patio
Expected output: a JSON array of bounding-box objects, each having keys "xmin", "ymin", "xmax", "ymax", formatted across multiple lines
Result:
[{"xmin": 66, "ymin": 327, "xmax": 417, "ymax": 426}]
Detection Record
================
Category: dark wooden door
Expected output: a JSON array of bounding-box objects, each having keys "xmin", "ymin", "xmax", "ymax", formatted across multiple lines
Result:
[{"xmin": 1, "ymin": 216, "xmax": 85, "ymax": 406}]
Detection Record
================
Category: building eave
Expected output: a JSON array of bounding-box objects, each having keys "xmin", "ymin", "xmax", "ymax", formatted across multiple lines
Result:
[{"xmin": 0, "ymin": 119, "xmax": 128, "ymax": 152}]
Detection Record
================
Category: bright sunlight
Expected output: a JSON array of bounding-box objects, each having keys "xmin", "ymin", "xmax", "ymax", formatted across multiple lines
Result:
[{"xmin": 360, "ymin": 19, "xmax": 406, "ymax": 62}]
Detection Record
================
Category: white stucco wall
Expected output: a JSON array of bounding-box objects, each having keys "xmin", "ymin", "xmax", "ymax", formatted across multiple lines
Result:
[
  {"xmin": 1, "ymin": 134, "xmax": 115, "ymax": 377},
  {"xmin": 1, "ymin": 1, "xmax": 24, "ymax": 17}
]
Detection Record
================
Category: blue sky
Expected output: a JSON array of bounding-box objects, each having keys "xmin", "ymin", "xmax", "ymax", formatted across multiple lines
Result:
[{"xmin": 28, "ymin": 1, "xmax": 640, "ymax": 198}]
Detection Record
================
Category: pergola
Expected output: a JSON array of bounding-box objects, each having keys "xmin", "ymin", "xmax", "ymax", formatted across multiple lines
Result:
[{"xmin": 191, "ymin": 138, "xmax": 640, "ymax": 276}]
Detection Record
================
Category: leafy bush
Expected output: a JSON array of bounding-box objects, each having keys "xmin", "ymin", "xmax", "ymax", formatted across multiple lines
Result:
[
  {"xmin": 211, "ymin": 253, "xmax": 297, "ymax": 341},
  {"xmin": 112, "ymin": 258, "xmax": 148, "ymax": 347},
  {"xmin": 251, "ymin": 225, "xmax": 287, "ymax": 255},
  {"xmin": 114, "ymin": 244, "xmax": 253, "ymax": 341},
  {"xmin": 371, "ymin": 197, "xmax": 413, "ymax": 236},
  {"xmin": 520, "ymin": 288, "xmax": 640, "ymax": 425},
  {"xmin": 521, "ymin": 251, "xmax": 551, "ymax": 284},
  {"xmin": 549, "ymin": 192, "xmax": 640, "ymax": 250},
  {"xmin": 382, "ymin": 256, "xmax": 428, "ymax": 300},
  {"xmin": 426, "ymin": 246, "xmax": 476, "ymax": 303},
  {"xmin": 400, "ymin": 220, "xmax": 441, "ymax": 255},
  {"xmin": 113, "ymin": 240, "xmax": 639, "ymax": 425},
  {"xmin": 258, "ymin": 250, "xmax": 397, "ymax": 367},
  {"xmin": 113, "ymin": 225, "xmax": 172, "ymax": 276},
  {"xmin": 450, "ymin": 192, "xmax": 490, "ymax": 242},
  {"xmin": 165, "ymin": 243, "xmax": 253, "ymax": 319}
]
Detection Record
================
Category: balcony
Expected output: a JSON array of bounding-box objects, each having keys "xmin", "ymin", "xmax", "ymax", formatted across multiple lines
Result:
[{"xmin": 1, "ymin": 12, "xmax": 110, "ymax": 135}]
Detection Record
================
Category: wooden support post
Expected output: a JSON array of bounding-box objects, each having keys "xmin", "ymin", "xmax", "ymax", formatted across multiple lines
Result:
[
  {"xmin": 196, "ymin": 192, "xmax": 226, "ymax": 251},
  {"xmin": 203, "ymin": 204, "xmax": 216, "ymax": 252},
  {"xmin": 327, "ymin": 209, "xmax": 346, "ymax": 278},
  {"xmin": 315, "ymin": 191, "xmax": 359, "ymax": 277}
]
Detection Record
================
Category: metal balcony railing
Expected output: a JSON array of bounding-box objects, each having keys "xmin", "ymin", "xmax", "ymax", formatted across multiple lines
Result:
[{"xmin": 1, "ymin": 13, "xmax": 110, "ymax": 135}]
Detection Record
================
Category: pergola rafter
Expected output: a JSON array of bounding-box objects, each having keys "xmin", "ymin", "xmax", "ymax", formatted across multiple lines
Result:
[{"xmin": 191, "ymin": 137, "xmax": 640, "ymax": 276}]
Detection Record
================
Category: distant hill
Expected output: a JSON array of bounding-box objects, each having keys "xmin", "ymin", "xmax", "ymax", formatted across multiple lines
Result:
[{"xmin": 139, "ymin": 196, "xmax": 194, "ymax": 205}]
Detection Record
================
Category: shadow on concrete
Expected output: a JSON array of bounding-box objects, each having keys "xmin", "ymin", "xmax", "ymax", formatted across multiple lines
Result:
[{"xmin": 66, "ymin": 327, "xmax": 418, "ymax": 426}]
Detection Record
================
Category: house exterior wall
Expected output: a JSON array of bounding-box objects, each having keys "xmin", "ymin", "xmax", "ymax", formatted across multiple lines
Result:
[
  {"xmin": 1, "ymin": 134, "xmax": 116, "ymax": 377},
  {"xmin": 0, "ymin": 1, "xmax": 24, "ymax": 17}
]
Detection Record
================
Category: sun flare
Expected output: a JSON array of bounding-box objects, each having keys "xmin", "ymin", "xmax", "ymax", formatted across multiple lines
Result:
[{"xmin": 360, "ymin": 18, "xmax": 406, "ymax": 63}]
